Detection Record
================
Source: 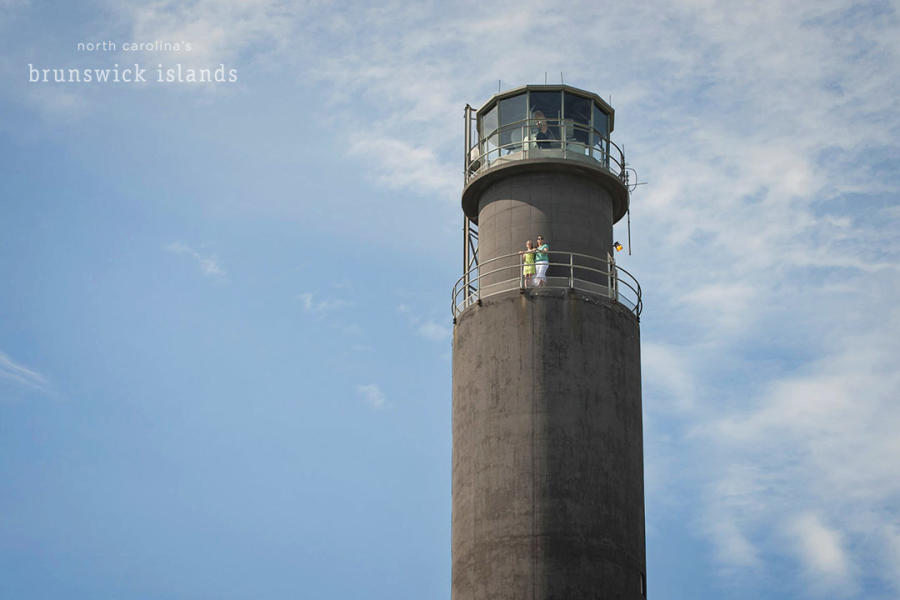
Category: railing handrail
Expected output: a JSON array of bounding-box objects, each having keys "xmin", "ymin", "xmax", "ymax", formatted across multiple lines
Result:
[
  {"xmin": 479, "ymin": 117, "xmax": 607, "ymax": 138},
  {"xmin": 451, "ymin": 250, "xmax": 642, "ymax": 319}
]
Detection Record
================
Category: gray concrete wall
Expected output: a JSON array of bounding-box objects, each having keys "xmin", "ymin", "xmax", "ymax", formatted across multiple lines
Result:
[
  {"xmin": 476, "ymin": 170, "xmax": 615, "ymax": 288},
  {"xmin": 452, "ymin": 289, "xmax": 645, "ymax": 600}
]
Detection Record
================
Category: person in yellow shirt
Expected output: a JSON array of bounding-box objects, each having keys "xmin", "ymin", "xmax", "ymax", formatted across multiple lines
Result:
[{"xmin": 519, "ymin": 240, "xmax": 536, "ymax": 287}]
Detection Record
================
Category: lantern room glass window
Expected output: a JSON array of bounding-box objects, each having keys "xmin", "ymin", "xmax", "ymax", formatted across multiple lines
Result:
[
  {"xmin": 592, "ymin": 103, "xmax": 609, "ymax": 137},
  {"xmin": 480, "ymin": 103, "xmax": 499, "ymax": 162},
  {"xmin": 592, "ymin": 103, "xmax": 610, "ymax": 164},
  {"xmin": 499, "ymin": 93, "xmax": 527, "ymax": 153},
  {"xmin": 473, "ymin": 88, "xmax": 615, "ymax": 172},
  {"xmin": 529, "ymin": 91, "xmax": 562, "ymax": 149},
  {"xmin": 564, "ymin": 91, "xmax": 592, "ymax": 151}
]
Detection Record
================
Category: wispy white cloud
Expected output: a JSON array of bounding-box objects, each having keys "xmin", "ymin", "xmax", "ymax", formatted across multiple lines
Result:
[
  {"xmin": 346, "ymin": 135, "xmax": 456, "ymax": 196},
  {"xmin": 883, "ymin": 525, "xmax": 900, "ymax": 592},
  {"xmin": 787, "ymin": 512, "xmax": 853, "ymax": 590},
  {"xmin": 706, "ymin": 517, "xmax": 760, "ymax": 570},
  {"xmin": 165, "ymin": 241, "xmax": 225, "ymax": 278},
  {"xmin": 415, "ymin": 320, "xmax": 451, "ymax": 342},
  {"xmin": 396, "ymin": 304, "xmax": 451, "ymax": 342},
  {"xmin": 113, "ymin": 0, "xmax": 295, "ymax": 69},
  {"xmin": 355, "ymin": 383, "xmax": 385, "ymax": 410},
  {"xmin": 296, "ymin": 291, "xmax": 352, "ymax": 314},
  {"xmin": 641, "ymin": 342, "xmax": 698, "ymax": 412},
  {"xmin": 0, "ymin": 350, "xmax": 49, "ymax": 394},
  {"xmin": 680, "ymin": 307, "xmax": 900, "ymax": 593}
]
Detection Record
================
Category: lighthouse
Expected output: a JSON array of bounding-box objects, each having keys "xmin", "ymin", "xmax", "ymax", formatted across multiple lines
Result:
[{"xmin": 451, "ymin": 85, "xmax": 645, "ymax": 599}]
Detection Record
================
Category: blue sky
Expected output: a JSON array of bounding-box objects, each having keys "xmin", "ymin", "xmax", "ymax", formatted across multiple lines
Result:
[{"xmin": 2, "ymin": 1, "xmax": 899, "ymax": 598}]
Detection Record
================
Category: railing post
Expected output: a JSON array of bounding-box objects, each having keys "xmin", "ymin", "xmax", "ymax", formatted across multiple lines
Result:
[
  {"xmin": 612, "ymin": 255, "xmax": 619, "ymax": 301},
  {"xmin": 569, "ymin": 253, "xmax": 574, "ymax": 289},
  {"xmin": 524, "ymin": 120, "xmax": 530, "ymax": 159},
  {"xmin": 477, "ymin": 265, "xmax": 482, "ymax": 305},
  {"xmin": 607, "ymin": 252, "xmax": 614, "ymax": 299},
  {"xmin": 614, "ymin": 268, "xmax": 619, "ymax": 301},
  {"xmin": 520, "ymin": 254, "xmax": 525, "ymax": 290}
]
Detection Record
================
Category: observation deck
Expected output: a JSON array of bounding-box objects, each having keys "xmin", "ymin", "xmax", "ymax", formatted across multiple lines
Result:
[
  {"xmin": 463, "ymin": 85, "xmax": 630, "ymax": 224},
  {"xmin": 451, "ymin": 250, "xmax": 641, "ymax": 320}
]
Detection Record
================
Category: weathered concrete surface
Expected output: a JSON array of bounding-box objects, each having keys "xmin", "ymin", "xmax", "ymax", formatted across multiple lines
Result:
[
  {"xmin": 452, "ymin": 289, "xmax": 645, "ymax": 600},
  {"xmin": 475, "ymin": 169, "xmax": 615, "ymax": 288}
]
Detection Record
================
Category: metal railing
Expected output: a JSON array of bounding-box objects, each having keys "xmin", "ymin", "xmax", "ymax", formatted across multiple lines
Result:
[
  {"xmin": 451, "ymin": 250, "xmax": 642, "ymax": 319},
  {"xmin": 465, "ymin": 118, "xmax": 627, "ymax": 183}
]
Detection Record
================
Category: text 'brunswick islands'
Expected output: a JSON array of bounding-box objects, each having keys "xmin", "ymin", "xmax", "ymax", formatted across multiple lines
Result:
[{"xmin": 28, "ymin": 63, "xmax": 238, "ymax": 84}]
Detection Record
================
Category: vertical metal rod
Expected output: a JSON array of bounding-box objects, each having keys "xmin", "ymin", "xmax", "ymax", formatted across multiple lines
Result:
[
  {"xmin": 569, "ymin": 253, "xmax": 574, "ymax": 289},
  {"xmin": 463, "ymin": 217, "xmax": 470, "ymax": 305},
  {"xmin": 463, "ymin": 105, "xmax": 471, "ymax": 306},
  {"xmin": 464, "ymin": 105, "xmax": 471, "ymax": 181},
  {"xmin": 627, "ymin": 208, "xmax": 632, "ymax": 255}
]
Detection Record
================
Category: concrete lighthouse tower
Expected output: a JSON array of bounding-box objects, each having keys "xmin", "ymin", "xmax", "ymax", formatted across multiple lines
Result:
[{"xmin": 451, "ymin": 85, "xmax": 645, "ymax": 599}]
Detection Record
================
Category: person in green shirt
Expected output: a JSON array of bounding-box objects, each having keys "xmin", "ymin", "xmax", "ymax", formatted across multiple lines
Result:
[{"xmin": 534, "ymin": 235, "xmax": 549, "ymax": 286}]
